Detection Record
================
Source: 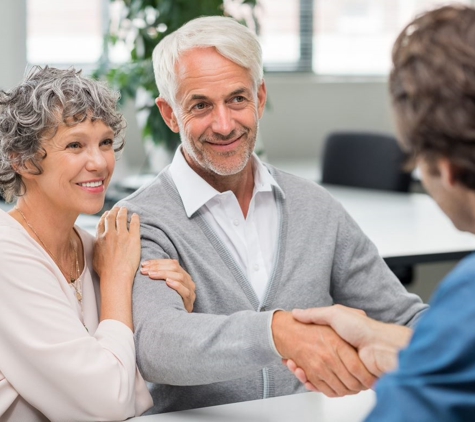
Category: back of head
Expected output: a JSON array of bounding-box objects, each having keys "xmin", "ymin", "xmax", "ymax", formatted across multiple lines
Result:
[
  {"xmin": 0, "ymin": 66, "xmax": 125, "ymax": 202},
  {"xmin": 390, "ymin": 4, "xmax": 475, "ymax": 189},
  {"xmin": 152, "ymin": 15, "xmax": 263, "ymax": 106}
]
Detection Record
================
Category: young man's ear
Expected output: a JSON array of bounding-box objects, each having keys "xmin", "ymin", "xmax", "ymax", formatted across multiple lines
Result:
[
  {"xmin": 439, "ymin": 158, "xmax": 458, "ymax": 188},
  {"xmin": 156, "ymin": 98, "xmax": 180, "ymax": 133}
]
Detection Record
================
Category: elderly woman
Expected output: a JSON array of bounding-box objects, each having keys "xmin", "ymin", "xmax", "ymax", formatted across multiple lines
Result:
[{"xmin": 0, "ymin": 66, "xmax": 195, "ymax": 421}]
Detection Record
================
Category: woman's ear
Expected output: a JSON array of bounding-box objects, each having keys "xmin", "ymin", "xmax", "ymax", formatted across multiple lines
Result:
[
  {"xmin": 156, "ymin": 98, "xmax": 180, "ymax": 133},
  {"xmin": 12, "ymin": 156, "xmax": 41, "ymax": 180}
]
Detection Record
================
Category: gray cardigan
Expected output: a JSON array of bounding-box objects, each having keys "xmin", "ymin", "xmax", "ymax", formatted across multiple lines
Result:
[{"xmin": 117, "ymin": 165, "xmax": 427, "ymax": 414}]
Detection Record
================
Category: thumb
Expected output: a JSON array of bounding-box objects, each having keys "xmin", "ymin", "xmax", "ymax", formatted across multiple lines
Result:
[{"xmin": 292, "ymin": 307, "xmax": 331, "ymax": 325}]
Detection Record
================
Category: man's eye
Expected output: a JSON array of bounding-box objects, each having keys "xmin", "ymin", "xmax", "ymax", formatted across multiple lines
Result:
[
  {"xmin": 233, "ymin": 96, "xmax": 245, "ymax": 103},
  {"xmin": 193, "ymin": 103, "xmax": 207, "ymax": 111}
]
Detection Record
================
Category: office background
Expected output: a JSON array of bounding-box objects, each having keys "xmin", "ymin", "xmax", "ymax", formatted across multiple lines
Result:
[{"xmin": 0, "ymin": 0, "xmax": 464, "ymax": 302}]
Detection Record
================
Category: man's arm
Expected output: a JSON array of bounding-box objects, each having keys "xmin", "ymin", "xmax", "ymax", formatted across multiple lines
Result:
[
  {"xmin": 134, "ymin": 225, "xmax": 376, "ymax": 392},
  {"xmin": 134, "ymin": 263, "xmax": 377, "ymax": 393}
]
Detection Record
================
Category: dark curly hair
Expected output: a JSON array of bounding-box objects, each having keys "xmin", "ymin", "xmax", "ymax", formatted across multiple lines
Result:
[
  {"xmin": 0, "ymin": 66, "xmax": 126, "ymax": 202},
  {"xmin": 390, "ymin": 4, "xmax": 475, "ymax": 189}
]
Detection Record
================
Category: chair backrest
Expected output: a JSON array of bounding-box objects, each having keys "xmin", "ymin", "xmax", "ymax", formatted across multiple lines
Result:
[{"xmin": 321, "ymin": 131, "xmax": 412, "ymax": 192}]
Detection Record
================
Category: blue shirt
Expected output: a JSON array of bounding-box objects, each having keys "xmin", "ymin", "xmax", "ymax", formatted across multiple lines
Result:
[{"xmin": 366, "ymin": 253, "xmax": 475, "ymax": 421}]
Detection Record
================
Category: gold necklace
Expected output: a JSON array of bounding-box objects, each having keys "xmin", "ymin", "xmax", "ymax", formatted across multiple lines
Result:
[{"xmin": 16, "ymin": 207, "xmax": 83, "ymax": 303}]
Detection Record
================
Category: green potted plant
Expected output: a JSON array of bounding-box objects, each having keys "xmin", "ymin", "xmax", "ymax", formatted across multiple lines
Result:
[{"xmin": 94, "ymin": 0, "xmax": 259, "ymax": 158}]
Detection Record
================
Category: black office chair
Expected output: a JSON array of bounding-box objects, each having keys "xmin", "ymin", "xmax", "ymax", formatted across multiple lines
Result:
[
  {"xmin": 321, "ymin": 131, "xmax": 414, "ymax": 284},
  {"xmin": 321, "ymin": 131, "xmax": 412, "ymax": 192}
]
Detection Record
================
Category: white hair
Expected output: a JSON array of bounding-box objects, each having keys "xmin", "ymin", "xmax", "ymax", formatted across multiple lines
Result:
[{"xmin": 152, "ymin": 16, "xmax": 263, "ymax": 107}]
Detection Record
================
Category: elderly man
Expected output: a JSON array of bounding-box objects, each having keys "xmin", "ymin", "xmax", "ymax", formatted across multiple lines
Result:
[
  {"xmin": 118, "ymin": 15, "xmax": 427, "ymax": 414},
  {"xmin": 288, "ymin": 5, "xmax": 475, "ymax": 421}
]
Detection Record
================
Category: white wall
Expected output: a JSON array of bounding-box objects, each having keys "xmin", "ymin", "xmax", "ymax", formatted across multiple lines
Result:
[
  {"xmin": 260, "ymin": 74, "xmax": 396, "ymax": 162},
  {"xmin": 0, "ymin": 0, "xmax": 27, "ymax": 90}
]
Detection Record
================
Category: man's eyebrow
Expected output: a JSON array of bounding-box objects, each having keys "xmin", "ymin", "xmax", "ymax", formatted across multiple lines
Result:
[
  {"xmin": 188, "ymin": 88, "xmax": 250, "ymax": 101},
  {"xmin": 229, "ymin": 88, "xmax": 249, "ymax": 96},
  {"xmin": 190, "ymin": 94, "xmax": 208, "ymax": 101}
]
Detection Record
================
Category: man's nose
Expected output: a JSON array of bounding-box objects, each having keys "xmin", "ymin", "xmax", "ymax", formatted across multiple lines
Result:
[{"xmin": 210, "ymin": 105, "xmax": 235, "ymax": 136}]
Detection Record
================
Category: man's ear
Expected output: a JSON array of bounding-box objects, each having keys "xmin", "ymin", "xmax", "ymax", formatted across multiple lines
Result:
[
  {"xmin": 439, "ymin": 158, "xmax": 457, "ymax": 188},
  {"xmin": 156, "ymin": 98, "xmax": 180, "ymax": 133},
  {"xmin": 256, "ymin": 80, "xmax": 267, "ymax": 119}
]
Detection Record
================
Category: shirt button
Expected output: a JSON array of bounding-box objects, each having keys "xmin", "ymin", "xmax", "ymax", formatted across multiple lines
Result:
[
  {"xmin": 233, "ymin": 219, "xmax": 239, "ymax": 226},
  {"xmin": 253, "ymin": 264, "xmax": 259, "ymax": 271}
]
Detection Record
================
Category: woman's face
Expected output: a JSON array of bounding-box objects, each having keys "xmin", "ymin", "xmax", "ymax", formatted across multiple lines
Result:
[{"xmin": 25, "ymin": 118, "xmax": 116, "ymax": 216}]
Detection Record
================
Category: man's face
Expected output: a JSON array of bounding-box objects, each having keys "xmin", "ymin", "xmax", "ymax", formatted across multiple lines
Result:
[{"xmin": 171, "ymin": 47, "xmax": 266, "ymax": 182}]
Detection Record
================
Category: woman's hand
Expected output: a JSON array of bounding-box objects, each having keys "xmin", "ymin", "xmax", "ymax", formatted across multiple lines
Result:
[
  {"xmin": 140, "ymin": 260, "xmax": 196, "ymax": 312},
  {"xmin": 93, "ymin": 207, "xmax": 141, "ymax": 330},
  {"xmin": 94, "ymin": 207, "xmax": 141, "ymax": 286}
]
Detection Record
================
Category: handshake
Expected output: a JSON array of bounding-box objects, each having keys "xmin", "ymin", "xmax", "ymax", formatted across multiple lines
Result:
[{"xmin": 272, "ymin": 305, "xmax": 413, "ymax": 396}]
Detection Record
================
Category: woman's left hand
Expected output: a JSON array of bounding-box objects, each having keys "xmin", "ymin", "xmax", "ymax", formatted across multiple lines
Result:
[{"xmin": 140, "ymin": 259, "xmax": 196, "ymax": 312}]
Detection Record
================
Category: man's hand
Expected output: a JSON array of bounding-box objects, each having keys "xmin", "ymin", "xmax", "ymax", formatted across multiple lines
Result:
[
  {"xmin": 272, "ymin": 311, "xmax": 376, "ymax": 397},
  {"xmin": 288, "ymin": 305, "xmax": 413, "ymax": 381}
]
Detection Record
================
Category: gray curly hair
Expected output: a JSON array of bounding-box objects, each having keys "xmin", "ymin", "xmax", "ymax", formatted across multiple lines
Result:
[{"xmin": 0, "ymin": 66, "xmax": 126, "ymax": 202}]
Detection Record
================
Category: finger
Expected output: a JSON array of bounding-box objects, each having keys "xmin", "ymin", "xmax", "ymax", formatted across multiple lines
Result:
[
  {"xmin": 292, "ymin": 307, "xmax": 332, "ymax": 325},
  {"xmin": 306, "ymin": 361, "xmax": 355, "ymax": 397},
  {"xmin": 166, "ymin": 279, "xmax": 194, "ymax": 312},
  {"xmin": 115, "ymin": 207, "xmax": 129, "ymax": 233},
  {"xmin": 104, "ymin": 207, "xmax": 119, "ymax": 233},
  {"xmin": 304, "ymin": 382, "xmax": 320, "ymax": 392},
  {"xmin": 285, "ymin": 359, "xmax": 298, "ymax": 374},
  {"xmin": 307, "ymin": 378, "xmax": 339, "ymax": 397},
  {"xmin": 294, "ymin": 367, "xmax": 309, "ymax": 385},
  {"xmin": 141, "ymin": 259, "xmax": 180, "ymax": 271},
  {"xmin": 97, "ymin": 211, "xmax": 107, "ymax": 236},
  {"xmin": 332, "ymin": 304, "xmax": 366, "ymax": 317},
  {"xmin": 142, "ymin": 269, "xmax": 183, "ymax": 281},
  {"xmin": 335, "ymin": 343, "xmax": 376, "ymax": 390},
  {"xmin": 142, "ymin": 269, "xmax": 195, "ymax": 293},
  {"xmin": 129, "ymin": 212, "xmax": 140, "ymax": 237}
]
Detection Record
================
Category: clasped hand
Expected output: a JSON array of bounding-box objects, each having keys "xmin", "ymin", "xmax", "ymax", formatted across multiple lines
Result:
[
  {"xmin": 283, "ymin": 305, "xmax": 413, "ymax": 393},
  {"xmin": 272, "ymin": 310, "xmax": 376, "ymax": 397}
]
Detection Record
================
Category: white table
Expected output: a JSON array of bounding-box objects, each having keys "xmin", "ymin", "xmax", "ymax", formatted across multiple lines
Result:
[
  {"xmin": 325, "ymin": 185, "xmax": 475, "ymax": 266},
  {"xmin": 129, "ymin": 390, "xmax": 376, "ymax": 422}
]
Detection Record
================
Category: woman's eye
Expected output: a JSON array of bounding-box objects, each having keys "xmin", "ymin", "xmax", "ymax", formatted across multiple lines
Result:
[
  {"xmin": 67, "ymin": 142, "xmax": 81, "ymax": 149},
  {"xmin": 101, "ymin": 139, "xmax": 114, "ymax": 147}
]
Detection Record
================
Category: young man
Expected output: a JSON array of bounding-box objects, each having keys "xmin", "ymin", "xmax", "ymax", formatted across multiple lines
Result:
[
  {"xmin": 117, "ymin": 16, "xmax": 426, "ymax": 414},
  {"xmin": 289, "ymin": 5, "xmax": 475, "ymax": 420}
]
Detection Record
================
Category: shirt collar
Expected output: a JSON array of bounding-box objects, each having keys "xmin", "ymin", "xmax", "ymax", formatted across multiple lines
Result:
[{"xmin": 169, "ymin": 146, "xmax": 283, "ymax": 217}]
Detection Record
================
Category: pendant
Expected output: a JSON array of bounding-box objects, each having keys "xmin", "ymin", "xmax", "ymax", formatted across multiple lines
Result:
[{"xmin": 76, "ymin": 291, "xmax": 83, "ymax": 302}]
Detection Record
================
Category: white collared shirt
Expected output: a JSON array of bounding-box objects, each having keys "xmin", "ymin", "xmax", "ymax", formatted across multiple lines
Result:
[{"xmin": 169, "ymin": 147, "xmax": 282, "ymax": 303}]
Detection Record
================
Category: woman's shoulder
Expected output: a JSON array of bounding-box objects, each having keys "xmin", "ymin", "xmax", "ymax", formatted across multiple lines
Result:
[{"xmin": 0, "ymin": 209, "xmax": 33, "ymax": 249}]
